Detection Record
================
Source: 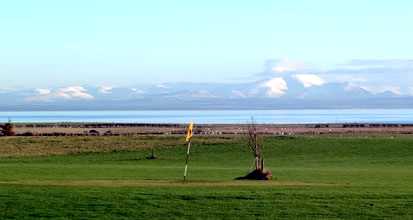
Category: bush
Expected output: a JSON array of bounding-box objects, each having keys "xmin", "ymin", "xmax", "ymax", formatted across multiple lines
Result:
[{"xmin": 0, "ymin": 122, "xmax": 15, "ymax": 136}]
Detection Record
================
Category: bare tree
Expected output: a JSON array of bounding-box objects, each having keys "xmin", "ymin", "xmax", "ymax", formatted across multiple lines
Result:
[
  {"xmin": 236, "ymin": 118, "xmax": 272, "ymax": 180},
  {"xmin": 247, "ymin": 118, "xmax": 264, "ymax": 171}
]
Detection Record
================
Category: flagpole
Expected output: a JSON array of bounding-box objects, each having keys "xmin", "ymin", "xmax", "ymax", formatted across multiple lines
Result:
[
  {"xmin": 183, "ymin": 122, "xmax": 194, "ymax": 182},
  {"xmin": 183, "ymin": 139, "xmax": 192, "ymax": 182}
]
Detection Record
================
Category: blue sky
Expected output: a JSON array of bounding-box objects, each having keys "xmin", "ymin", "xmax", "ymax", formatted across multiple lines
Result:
[{"xmin": 1, "ymin": 0, "xmax": 412, "ymax": 89}]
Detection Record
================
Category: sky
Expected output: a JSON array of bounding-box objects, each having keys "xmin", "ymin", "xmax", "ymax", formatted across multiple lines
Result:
[{"xmin": 1, "ymin": 0, "xmax": 412, "ymax": 91}]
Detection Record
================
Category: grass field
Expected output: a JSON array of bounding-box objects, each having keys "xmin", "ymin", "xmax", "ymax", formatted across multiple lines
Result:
[{"xmin": 0, "ymin": 135, "xmax": 412, "ymax": 219}]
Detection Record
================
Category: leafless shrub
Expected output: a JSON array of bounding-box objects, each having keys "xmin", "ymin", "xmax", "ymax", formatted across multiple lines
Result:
[{"xmin": 236, "ymin": 118, "xmax": 272, "ymax": 180}]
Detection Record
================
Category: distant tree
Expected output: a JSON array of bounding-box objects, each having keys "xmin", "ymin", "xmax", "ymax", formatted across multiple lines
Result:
[{"xmin": 0, "ymin": 120, "xmax": 15, "ymax": 136}]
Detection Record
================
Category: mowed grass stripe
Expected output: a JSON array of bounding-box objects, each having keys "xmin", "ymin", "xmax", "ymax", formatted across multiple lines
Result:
[{"xmin": 0, "ymin": 179, "xmax": 343, "ymax": 188}]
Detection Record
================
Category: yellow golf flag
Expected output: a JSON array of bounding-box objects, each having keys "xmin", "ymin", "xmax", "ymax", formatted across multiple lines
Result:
[{"xmin": 185, "ymin": 122, "xmax": 194, "ymax": 142}]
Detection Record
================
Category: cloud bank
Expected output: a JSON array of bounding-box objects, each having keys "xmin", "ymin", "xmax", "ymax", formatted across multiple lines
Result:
[
  {"xmin": 259, "ymin": 58, "xmax": 413, "ymax": 97},
  {"xmin": 28, "ymin": 86, "xmax": 94, "ymax": 101}
]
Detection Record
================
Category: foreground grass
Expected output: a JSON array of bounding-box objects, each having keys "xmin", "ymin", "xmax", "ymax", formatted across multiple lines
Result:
[
  {"xmin": 0, "ymin": 135, "xmax": 412, "ymax": 219},
  {"xmin": 1, "ymin": 185, "xmax": 412, "ymax": 220}
]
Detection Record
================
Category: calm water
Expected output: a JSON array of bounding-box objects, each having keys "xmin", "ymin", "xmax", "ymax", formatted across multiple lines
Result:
[{"xmin": 0, "ymin": 109, "xmax": 412, "ymax": 124}]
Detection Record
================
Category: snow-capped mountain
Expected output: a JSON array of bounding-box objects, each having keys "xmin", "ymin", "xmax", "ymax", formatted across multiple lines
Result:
[{"xmin": 0, "ymin": 77, "xmax": 411, "ymax": 110}]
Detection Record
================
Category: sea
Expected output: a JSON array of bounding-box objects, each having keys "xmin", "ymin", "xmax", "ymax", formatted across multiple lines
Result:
[{"xmin": 0, "ymin": 109, "xmax": 412, "ymax": 124}]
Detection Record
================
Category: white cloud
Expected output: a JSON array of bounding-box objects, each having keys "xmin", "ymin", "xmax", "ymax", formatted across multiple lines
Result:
[
  {"xmin": 262, "ymin": 77, "xmax": 288, "ymax": 97},
  {"xmin": 35, "ymin": 88, "xmax": 51, "ymax": 95},
  {"xmin": 271, "ymin": 59, "xmax": 308, "ymax": 73},
  {"xmin": 57, "ymin": 86, "xmax": 94, "ymax": 99},
  {"xmin": 293, "ymin": 74, "xmax": 325, "ymax": 88},
  {"xmin": 27, "ymin": 86, "xmax": 94, "ymax": 101},
  {"xmin": 98, "ymin": 86, "xmax": 113, "ymax": 94}
]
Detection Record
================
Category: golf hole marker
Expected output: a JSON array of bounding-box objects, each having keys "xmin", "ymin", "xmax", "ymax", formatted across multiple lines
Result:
[{"xmin": 184, "ymin": 122, "xmax": 194, "ymax": 181}]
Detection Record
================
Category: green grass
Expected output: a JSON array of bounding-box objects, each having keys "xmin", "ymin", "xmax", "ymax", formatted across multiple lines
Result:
[{"xmin": 0, "ymin": 135, "xmax": 413, "ymax": 219}]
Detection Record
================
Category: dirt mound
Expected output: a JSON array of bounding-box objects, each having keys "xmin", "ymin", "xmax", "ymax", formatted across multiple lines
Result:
[{"xmin": 236, "ymin": 169, "xmax": 272, "ymax": 181}]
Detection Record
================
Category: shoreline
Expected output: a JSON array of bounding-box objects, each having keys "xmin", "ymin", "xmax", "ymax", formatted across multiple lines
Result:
[{"xmin": 8, "ymin": 122, "xmax": 413, "ymax": 136}]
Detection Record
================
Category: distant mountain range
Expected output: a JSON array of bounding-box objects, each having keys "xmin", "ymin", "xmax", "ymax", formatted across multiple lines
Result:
[{"xmin": 1, "ymin": 76, "xmax": 412, "ymax": 110}]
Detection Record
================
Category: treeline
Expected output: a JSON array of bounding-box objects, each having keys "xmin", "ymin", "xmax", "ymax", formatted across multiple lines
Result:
[{"xmin": 0, "ymin": 122, "xmax": 15, "ymax": 136}]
